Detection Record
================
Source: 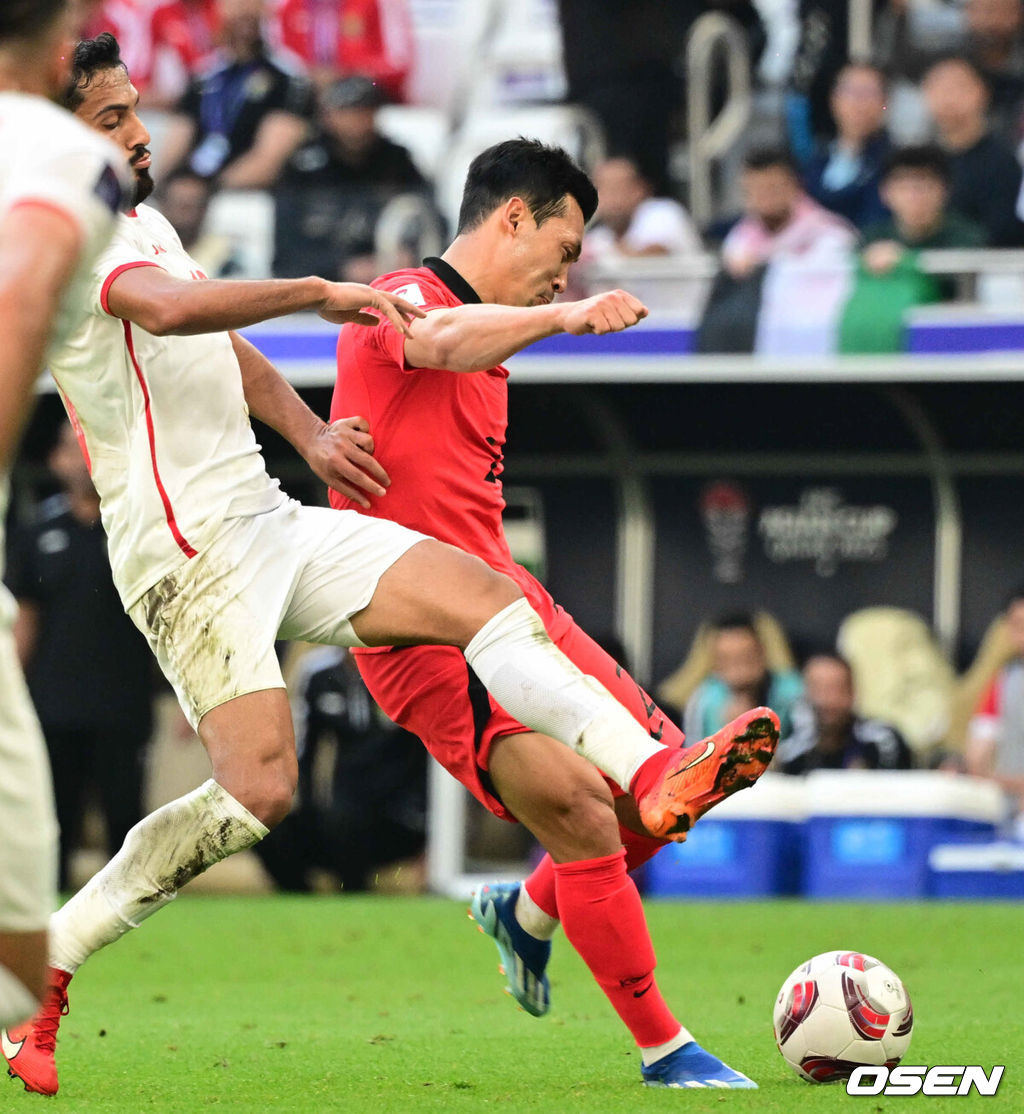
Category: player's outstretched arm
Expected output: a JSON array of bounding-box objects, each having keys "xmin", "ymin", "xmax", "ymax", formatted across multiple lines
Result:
[
  {"xmin": 229, "ymin": 332, "xmax": 389, "ymax": 507},
  {"xmin": 402, "ymin": 289, "xmax": 648, "ymax": 372},
  {"xmin": 104, "ymin": 267, "xmax": 425, "ymax": 337},
  {"xmin": 0, "ymin": 205, "xmax": 82, "ymax": 468}
]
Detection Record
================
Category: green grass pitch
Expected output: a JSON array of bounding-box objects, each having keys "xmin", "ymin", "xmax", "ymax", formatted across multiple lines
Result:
[{"xmin": 10, "ymin": 896, "xmax": 1019, "ymax": 1112}]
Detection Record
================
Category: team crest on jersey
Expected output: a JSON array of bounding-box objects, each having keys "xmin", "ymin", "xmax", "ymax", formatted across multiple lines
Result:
[
  {"xmin": 94, "ymin": 163, "xmax": 128, "ymax": 214},
  {"xmin": 393, "ymin": 282, "xmax": 427, "ymax": 307}
]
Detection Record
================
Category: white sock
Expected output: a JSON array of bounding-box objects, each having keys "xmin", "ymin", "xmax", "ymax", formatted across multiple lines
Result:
[
  {"xmin": 463, "ymin": 599, "xmax": 665, "ymax": 790},
  {"xmin": 49, "ymin": 780, "xmax": 268, "ymax": 974},
  {"xmin": 0, "ymin": 963, "xmax": 40, "ymax": 1029},
  {"xmin": 515, "ymin": 884, "xmax": 559, "ymax": 941},
  {"xmin": 641, "ymin": 1026, "xmax": 695, "ymax": 1066}
]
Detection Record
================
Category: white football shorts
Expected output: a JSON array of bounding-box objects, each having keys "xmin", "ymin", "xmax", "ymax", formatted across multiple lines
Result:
[
  {"xmin": 129, "ymin": 500, "xmax": 428, "ymax": 729},
  {"xmin": 0, "ymin": 625, "xmax": 58, "ymax": 932}
]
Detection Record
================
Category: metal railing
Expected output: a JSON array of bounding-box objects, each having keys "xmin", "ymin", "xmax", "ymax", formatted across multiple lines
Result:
[
  {"xmin": 373, "ymin": 192, "xmax": 444, "ymax": 274},
  {"xmin": 848, "ymin": 0, "xmax": 875, "ymax": 62},
  {"xmin": 686, "ymin": 12, "xmax": 753, "ymax": 228}
]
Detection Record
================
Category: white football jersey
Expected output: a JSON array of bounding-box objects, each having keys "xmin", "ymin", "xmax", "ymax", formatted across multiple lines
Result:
[
  {"xmin": 0, "ymin": 92, "xmax": 130, "ymax": 625},
  {"xmin": 48, "ymin": 204, "xmax": 284, "ymax": 609}
]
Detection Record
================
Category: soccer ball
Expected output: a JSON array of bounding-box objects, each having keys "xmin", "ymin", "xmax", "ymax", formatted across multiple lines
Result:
[{"xmin": 773, "ymin": 950, "xmax": 914, "ymax": 1084}]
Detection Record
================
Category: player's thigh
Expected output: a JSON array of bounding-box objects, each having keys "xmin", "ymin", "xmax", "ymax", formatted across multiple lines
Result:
[
  {"xmin": 279, "ymin": 506, "xmax": 519, "ymax": 648},
  {"xmin": 488, "ymin": 731, "xmax": 622, "ymax": 863},
  {"xmin": 0, "ymin": 631, "xmax": 57, "ymax": 936},
  {"xmin": 128, "ymin": 519, "xmax": 291, "ymax": 731}
]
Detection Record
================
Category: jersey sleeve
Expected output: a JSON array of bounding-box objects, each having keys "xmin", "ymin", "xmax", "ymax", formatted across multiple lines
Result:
[
  {"xmin": 1, "ymin": 141, "xmax": 128, "ymax": 265},
  {"xmin": 366, "ymin": 271, "xmax": 452, "ymax": 372},
  {"xmin": 87, "ymin": 220, "xmax": 168, "ymax": 318}
]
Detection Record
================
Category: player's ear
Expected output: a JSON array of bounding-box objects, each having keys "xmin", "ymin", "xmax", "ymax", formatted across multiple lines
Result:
[{"xmin": 502, "ymin": 196, "xmax": 529, "ymax": 235}]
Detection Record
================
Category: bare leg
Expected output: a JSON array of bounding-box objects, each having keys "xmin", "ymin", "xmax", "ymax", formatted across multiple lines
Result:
[
  {"xmin": 0, "ymin": 932, "xmax": 46, "ymax": 1025},
  {"xmin": 351, "ymin": 540, "xmax": 665, "ymax": 794}
]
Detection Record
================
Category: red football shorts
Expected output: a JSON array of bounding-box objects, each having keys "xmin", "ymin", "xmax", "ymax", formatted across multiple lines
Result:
[{"xmin": 354, "ymin": 605, "xmax": 684, "ymax": 821}]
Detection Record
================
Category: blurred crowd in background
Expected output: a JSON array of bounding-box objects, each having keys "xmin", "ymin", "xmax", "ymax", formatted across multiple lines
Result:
[
  {"xmin": 8, "ymin": 0, "xmax": 1024, "ymax": 889},
  {"xmin": 71, "ymin": 0, "xmax": 1024, "ymax": 349}
]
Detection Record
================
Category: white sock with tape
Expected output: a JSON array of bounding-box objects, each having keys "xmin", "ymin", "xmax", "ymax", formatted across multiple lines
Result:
[
  {"xmin": 49, "ymin": 780, "xmax": 268, "ymax": 974},
  {"xmin": 463, "ymin": 598, "xmax": 664, "ymax": 789}
]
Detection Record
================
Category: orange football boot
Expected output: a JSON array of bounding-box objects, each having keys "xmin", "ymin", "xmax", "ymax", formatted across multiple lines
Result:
[{"xmin": 634, "ymin": 706, "xmax": 780, "ymax": 840}]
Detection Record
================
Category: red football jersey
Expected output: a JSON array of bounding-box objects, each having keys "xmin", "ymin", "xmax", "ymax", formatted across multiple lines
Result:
[{"xmin": 330, "ymin": 258, "xmax": 560, "ymax": 624}]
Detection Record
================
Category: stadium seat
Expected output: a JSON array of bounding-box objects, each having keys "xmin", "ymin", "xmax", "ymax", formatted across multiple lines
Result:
[
  {"xmin": 837, "ymin": 607, "xmax": 955, "ymax": 755},
  {"xmin": 375, "ymin": 105, "xmax": 451, "ymax": 181},
  {"xmin": 205, "ymin": 189, "xmax": 275, "ymax": 279}
]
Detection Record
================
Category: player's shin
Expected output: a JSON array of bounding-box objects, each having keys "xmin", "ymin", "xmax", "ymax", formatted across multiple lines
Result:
[
  {"xmin": 463, "ymin": 599, "xmax": 664, "ymax": 789},
  {"xmin": 552, "ymin": 849, "xmax": 684, "ymax": 1049},
  {"xmin": 48, "ymin": 780, "xmax": 267, "ymax": 974}
]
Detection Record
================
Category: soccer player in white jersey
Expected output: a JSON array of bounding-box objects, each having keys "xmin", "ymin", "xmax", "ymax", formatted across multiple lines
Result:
[
  {"xmin": 0, "ymin": 0, "xmax": 130, "ymax": 1042},
  {"xmin": 0, "ymin": 34, "xmax": 776, "ymax": 1096}
]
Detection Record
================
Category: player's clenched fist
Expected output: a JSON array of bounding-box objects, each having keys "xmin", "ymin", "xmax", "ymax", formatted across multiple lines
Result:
[
  {"xmin": 557, "ymin": 289, "xmax": 648, "ymax": 336},
  {"xmin": 317, "ymin": 282, "xmax": 427, "ymax": 335}
]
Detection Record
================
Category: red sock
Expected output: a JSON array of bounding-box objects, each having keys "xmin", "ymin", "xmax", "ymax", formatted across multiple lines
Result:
[
  {"xmin": 553, "ymin": 849, "xmax": 680, "ymax": 1047},
  {"xmin": 523, "ymin": 854, "xmax": 558, "ymax": 917},
  {"xmin": 622, "ymin": 826, "xmax": 666, "ymax": 872},
  {"xmin": 525, "ymin": 825, "xmax": 666, "ymax": 918}
]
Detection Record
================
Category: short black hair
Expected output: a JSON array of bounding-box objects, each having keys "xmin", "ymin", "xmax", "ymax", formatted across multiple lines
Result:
[
  {"xmin": 63, "ymin": 33, "xmax": 127, "ymax": 111},
  {"xmin": 457, "ymin": 138, "xmax": 598, "ymax": 234},
  {"xmin": 713, "ymin": 611, "xmax": 761, "ymax": 639},
  {"xmin": 742, "ymin": 145, "xmax": 800, "ymax": 178},
  {"xmin": 804, "ymin": 652, "xmax": 854, "ymax": 682},
  {"xmin": 0, "ymin": 0, "xmax": 67, "ymax": 44},
  {"xmin": 882, "ymin": 144, "xmax": 951, "ymax": 186}
]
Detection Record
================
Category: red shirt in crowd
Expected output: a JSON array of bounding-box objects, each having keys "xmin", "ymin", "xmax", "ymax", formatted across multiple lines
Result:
[
  {"xmin": 272, "ymin": 0, "xmax": 414, "ymax": 101},
  {"xmin": 84, "ymin": 0, "xmax": 156, "ymax": 90},
  {"xmin": 150, "ymin": 0, "xmax": 220, "ymax": 75}
]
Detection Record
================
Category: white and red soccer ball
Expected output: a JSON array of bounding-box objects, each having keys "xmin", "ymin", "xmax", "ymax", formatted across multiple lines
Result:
[{"xmin": 773, "ymin": 950, "xmax": 914, "ymax": 1084}]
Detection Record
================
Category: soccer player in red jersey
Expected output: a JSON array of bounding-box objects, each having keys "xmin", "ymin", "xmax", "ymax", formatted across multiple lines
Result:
[{"xmin": 330, "ymin": 139, "xmax": 778, "ymax": 1089}]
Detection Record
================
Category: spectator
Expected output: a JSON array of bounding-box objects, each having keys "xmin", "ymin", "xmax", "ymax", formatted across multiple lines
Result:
[
  {"xmin": 148, "ymin": 0, "xmax": 220, "ymax": 108},
  {"xmin": 5, "ymin": 424, "xmax": 154, "ymax": 889},
  {"xmin": 922, "ymin": 53, "xmax": 1024, "ymax": 245},
  {"xmin": 683, "ymin": 612, "xmax": 804, "ymax": 740},
  {"xmin": 253, "ymin": 647, "xmax": 426, "ymax": 893},
  {"xmin": 587, "ymin": 156, "xmax": 702, "ymax": 258},
  {"xmin": 272, "ymin": 0, "xmax": 414, "ymax": 100},
  {"xmin": 719, "ymin": 147, "xmax": 858, "ymax": 280},
  {"xmin": 698, "ymin": 147, "xmax": 857, "ymax": 353},
  {"xmin": 965, "ymin": 585, "xmax": 1024, "ymax": 825},
  {"xmin": 964, "ymin": 0, "xmax": 1024, "ymax": 143},
  {"xmin": 156, "ymin": 169, "xmax": 243, "ymax": 276},
  {"xmin": 776, "ymin": 654, "xmax": 914, "ymax": 774},
  {"xmin": 273, "ymin": 73, "xmax": 432, "ymax": 280},
  {"xmin": 159, "ymin": 0, "xmax": 315, "ymax": 190},
  {"xmin": 786, "ymin": 0, "xmax": 889, "ymax": 160},
  {"xmin": 581, "ymin": 155, "xmax": 703, "ymax": 316},
  {"xmin": 864, "ymin": 143, "xmax": 987, "ymax": 257},
  {"xmin": 839, "ymin": 144, "xmax": 987, "ymax": 352},
  {"xmin": 802, "ymin": 61, "xmax": 892, "ymax": 230}
]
